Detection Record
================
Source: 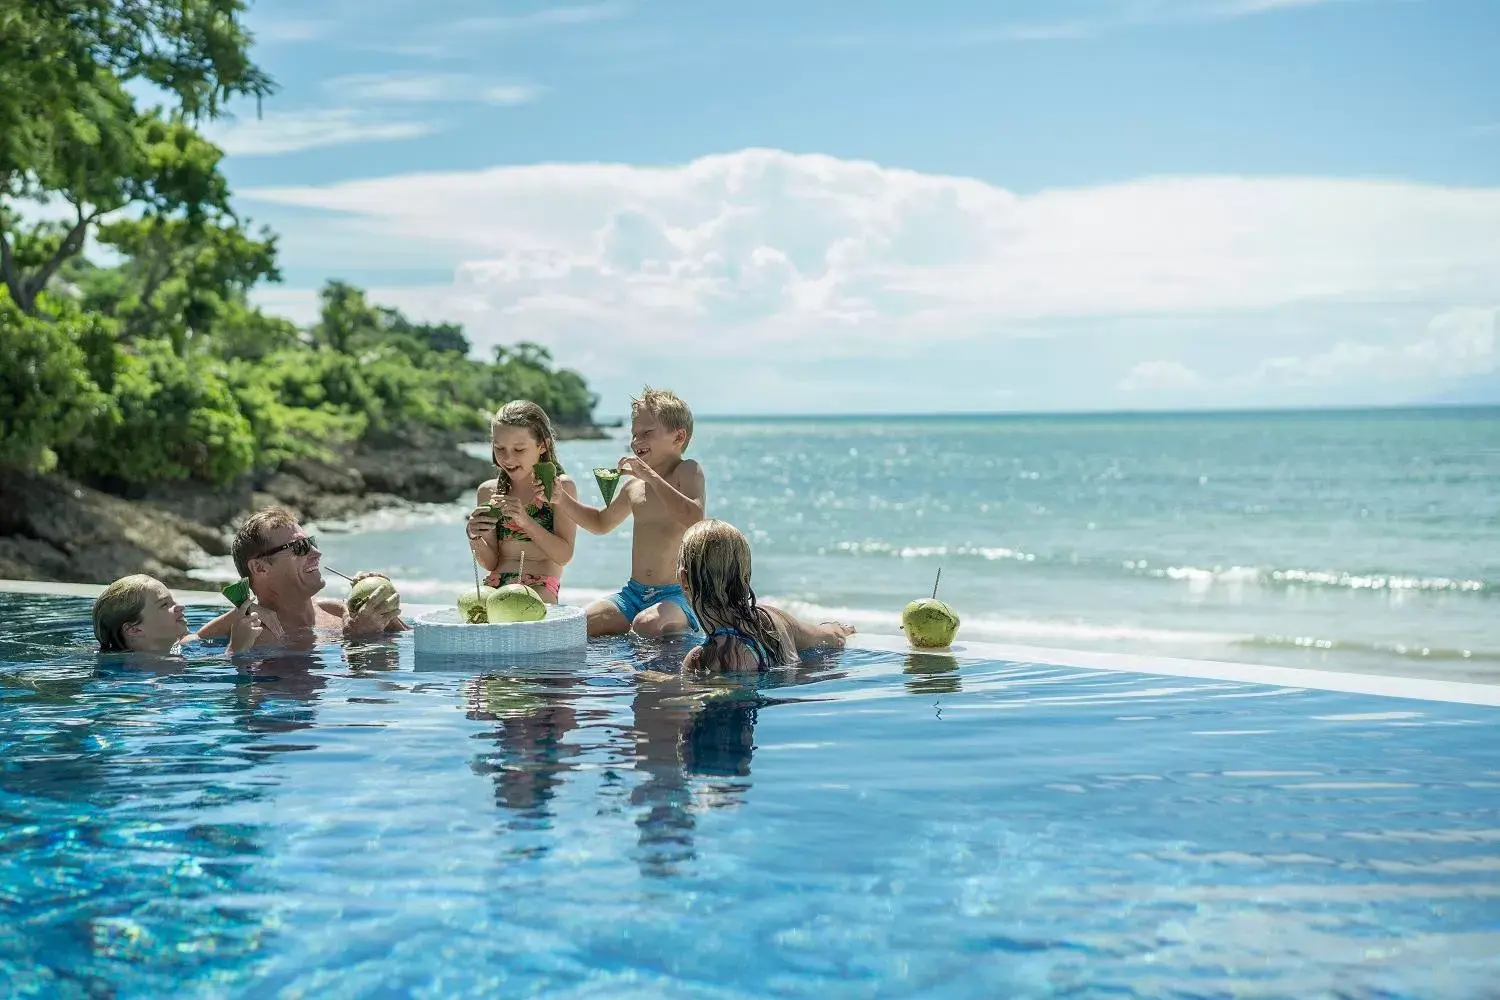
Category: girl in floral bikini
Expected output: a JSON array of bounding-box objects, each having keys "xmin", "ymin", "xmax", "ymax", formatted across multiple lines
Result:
[{"xmin": 465, "ymin": 400, "xmax": 578, "ymax": 603}]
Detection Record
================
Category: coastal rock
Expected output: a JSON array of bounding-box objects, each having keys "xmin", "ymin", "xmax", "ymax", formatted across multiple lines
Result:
[
  {"xmin": 139, "ymin": 480, "xmax": 255, "ymax": 534},
  {"xmin": 280, "ymin": 458, "xmax": 365, "ymax": 495},
  {"xmin": 0, "ymin": 471, "xmax": 216, "ymax": 589},
  {"xmin": 350, "ymin": 448, "xmax": 490, "ymax": 505}
]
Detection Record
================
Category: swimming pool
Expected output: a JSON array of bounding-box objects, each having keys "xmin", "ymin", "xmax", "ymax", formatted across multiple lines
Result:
[{"xmin": 2, "ymin": 590, "xmax": 1497, "ymax": 999}]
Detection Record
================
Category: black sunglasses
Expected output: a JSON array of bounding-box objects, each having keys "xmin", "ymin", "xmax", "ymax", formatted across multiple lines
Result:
[{"xmin": 254, "ymin": 535, "xmax": 318, "ymax": 561}]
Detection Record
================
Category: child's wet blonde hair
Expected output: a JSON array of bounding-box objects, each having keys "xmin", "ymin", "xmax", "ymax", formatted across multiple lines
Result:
[
  {"xmin": 92, "ymin": 574, "xmax": 157, "ymax": 653},
  {"xmin": 678, "ymin": 519, "xmax": 787, "ymax": 669},
  {"xmin": 632, "ymin": 386, "xmax": 693, "ymax": 450},
  {"xmin": 491, "ymin": 399, "xmax": 563, "ymax": 493}
]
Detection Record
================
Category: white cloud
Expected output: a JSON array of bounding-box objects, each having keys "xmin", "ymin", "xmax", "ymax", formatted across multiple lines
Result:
[
  {"xmin": 204, "ymin": 109, "xmax": 437, "ymax": 156},
  {"xmin": 1113, "ymin": 307, "xmax": 1498, "ymax": 402},
  {"xmin": 251, "ymin": 18, "xmax": 333, "ymax": 43},
  {"xmin": 1254, "ymin": 307, "xmax": 1498, "ymax": 387},
  {"xmin": 1120, "ymin": 360, "xmax": 1204, "ymax": 393},
  {"xmin": 240, "ymin": 148, "xmax": 1500, "ymax": 412},
  {"xmin": 445, "ymin": 2, "xmax": 628, "ymax": 34},
  {"xmin": 1142, "ymin": 0, "xmax": 1354, "ymax": 18},
  {"xmin": 820, "ymin": 21, "xmax": 1097, "ymax": 47},
  {"xmin": 1210, "ymin": 0, "xmax": 1348, "ymax": 13},
  {"xmin": 325, "ymin": 73, "xmax": 547, "ymax": 106},
  {"xmin": 482, "ymin": 84, "xmax": 548, "ymax": 106}
]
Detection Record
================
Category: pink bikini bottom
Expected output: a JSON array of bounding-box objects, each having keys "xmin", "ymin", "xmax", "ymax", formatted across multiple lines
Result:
[{"xmin": 485, "ymin": 570, "xmax": 561, "ymax": 601}]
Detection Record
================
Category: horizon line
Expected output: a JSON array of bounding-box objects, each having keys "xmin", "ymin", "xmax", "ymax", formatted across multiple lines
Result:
[{"xmin": 592, "ymin": 401, "xmax": 1499, "ymax": 423}]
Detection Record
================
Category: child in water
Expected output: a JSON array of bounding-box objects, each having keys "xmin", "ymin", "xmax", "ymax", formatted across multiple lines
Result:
[
  {"xmin": 93, "ymin": 574, "xmax": 266, "ymax": 655},
  {"xmin": 677, "ymin": 519, "xmax": 856, "ymax": 672},
  {"xmin": 465, "ymin": 400, "xmax": 579, "ymax": 603}
]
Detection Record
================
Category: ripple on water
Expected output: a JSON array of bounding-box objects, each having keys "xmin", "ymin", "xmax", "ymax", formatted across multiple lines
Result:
[{"xmin": 0, "ymin": 592, "xmax": 1497, "ymax": 998}]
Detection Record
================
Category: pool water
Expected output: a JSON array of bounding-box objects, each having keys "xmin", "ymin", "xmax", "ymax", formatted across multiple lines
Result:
[{"xmin": 2, "ymin": 592, "xmax": 1498, "ymax": 999}]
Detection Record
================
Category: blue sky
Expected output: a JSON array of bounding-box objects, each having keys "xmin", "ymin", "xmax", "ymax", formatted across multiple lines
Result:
[{"xmin": 214, "ymin": 0, "xmax": 1500, "ymax": 416}]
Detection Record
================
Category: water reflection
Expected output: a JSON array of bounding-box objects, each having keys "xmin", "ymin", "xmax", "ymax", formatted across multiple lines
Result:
[
  {"xmin": 345, "ymin": 638, "xmax": 403, "ymax": 674},
  {"xmin": 903, "ymin": 651, "xmax": 962, "ymax": 696},
  {"xmin": 628, "ymin": 650, "xmax": 849, "ymax": 877},
  {"xmin": 449, "ymin": 635, "xmax": 851, "ymax": 878},
  {"xmin": 231, "ymin": 650, "xmax": 328, "ymax": 737},
  {"xmin": 459, "ymin": 648, "xmax": 591, "ymax": 837}
]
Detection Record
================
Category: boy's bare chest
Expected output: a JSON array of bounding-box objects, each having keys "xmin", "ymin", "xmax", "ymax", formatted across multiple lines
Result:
[{"xmin": 627, "ymin": 478, "xmax": 677, "ymax": 527}]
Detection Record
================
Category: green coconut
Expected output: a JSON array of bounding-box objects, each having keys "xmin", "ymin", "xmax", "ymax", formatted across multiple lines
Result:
[
  {"xmin": 593, "ymin": 467, "xmax": 622, "ymax": 504},
  {"xmin": 902, "ymin": 598, "xmax": 960, "ymax": 649},
  {"xmin": 348, "ymin": 576, "xmax": 399, "ymax": 617},
  {"xmin": 458, "ymin": 586, "xmax": 498, "ymax": 624},
  {"xmin": 534, "ymin": 461, "xmax": 558, "ymax": 501},
  {"xmin": 486, "ymin": 583, "xmax": 547, "ymax": 623},
  {"xmin": 221, "ymin": 578, "xmax": 251, "ymax": 607}
]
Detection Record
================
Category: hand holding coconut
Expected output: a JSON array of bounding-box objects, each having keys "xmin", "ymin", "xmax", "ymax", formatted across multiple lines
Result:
[
  {"xmin": 343, "ymin": 572, "xmax": 406, "ymax": 637},
  {"xmin": 466, "ymin": 505, "xmax": 500, "ymax": 540}
]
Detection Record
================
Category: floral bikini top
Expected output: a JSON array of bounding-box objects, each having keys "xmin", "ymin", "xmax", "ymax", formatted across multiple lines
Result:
[{"xmin": 494, "ymin": 499, "xmax": 554, "ymax": 542}]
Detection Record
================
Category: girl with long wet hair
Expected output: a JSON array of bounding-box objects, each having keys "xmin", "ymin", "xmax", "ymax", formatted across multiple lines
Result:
[{"xmin": 677, "ymin": 519, "xmax": 855, "ymax": 672}]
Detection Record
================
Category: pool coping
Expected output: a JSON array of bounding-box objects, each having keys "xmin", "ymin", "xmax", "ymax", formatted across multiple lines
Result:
[{"xmin": 5, "ymin": 579, "xmax": 1498, "ymax": 708}]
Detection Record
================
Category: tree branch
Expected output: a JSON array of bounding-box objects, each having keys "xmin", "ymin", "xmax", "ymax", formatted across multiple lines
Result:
[
  {"xmin": 21, "ymin": 203, "xmax": 97, "ymax": 309},
  {"xmin": 0, "ymin": 227, "xmax": 24, "ymax": 310}
]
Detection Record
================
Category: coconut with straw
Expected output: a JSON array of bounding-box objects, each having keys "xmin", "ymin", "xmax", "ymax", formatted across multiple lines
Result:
[{"xmin": 901, "ymin": 566, "xmax": 961, "ymax": 649}]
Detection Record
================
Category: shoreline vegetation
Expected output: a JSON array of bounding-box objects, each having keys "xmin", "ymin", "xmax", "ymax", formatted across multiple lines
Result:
[{"xmin": 0, "ymin": 1, "xmax": 606, "ymax": 588}]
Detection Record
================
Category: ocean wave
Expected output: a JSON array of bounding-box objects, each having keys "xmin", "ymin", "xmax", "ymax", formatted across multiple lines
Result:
[
  {"xmin": 828, "ymin": 541, "xmax": 1038, "ymax": 562},
  {"xmin": 1132, "ymin": 563, "xmax": 1491, "ymax": 595},
  {"xmin": 1237, "ymin": 634, "xmax": 1500, "ymax": 664},
  {"xmin": 822, "ymin": 542, "xmax": 1492, "ymax": 595}
]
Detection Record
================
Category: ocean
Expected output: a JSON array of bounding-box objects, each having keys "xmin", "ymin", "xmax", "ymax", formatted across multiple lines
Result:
[{"xmin": 212, "ymin": 407, "xmax": 1499, "ymax": 682}]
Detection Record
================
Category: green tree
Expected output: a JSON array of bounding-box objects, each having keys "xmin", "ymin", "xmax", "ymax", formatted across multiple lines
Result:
[
  {"xmin": 1, "ymin": 110, "xmax": 238, "ymax": 316},
  {"xmin": 85, "ymin": 211, "xmax": 281, "ymax": 353},
  {"xmin": 383, "ymin": 310, "xmax": 470, "ymax": 356},
  {"xmin": 313, "ymin": 280, "xmax": 380, "ymax": 355},
  {"xmin": 59, "ymin": 339, "xmax": 255, "ymax": 488},
  {"xmin": 0, "ymin": 292, "xmax": 110, "ymax": 471},
  {"xmin": 208, "ymin": 298, "xmax": 303, "ymax": 361},
  {"xmin": 0, "ymin": 0, "xmax": 273, "ymax": 314}
]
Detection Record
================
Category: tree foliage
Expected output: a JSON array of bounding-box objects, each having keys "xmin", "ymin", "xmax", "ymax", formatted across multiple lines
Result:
[
  {"xmin": 0, "ymin": 292, "xmax": 110, "ymax": 471},
  {"xmin": 0, "ymin": 0, "xmax": 271, "ymax": 314},
  {"xmin": 0, "ymin": 0, "xmax": 600, "ymax": 489}
]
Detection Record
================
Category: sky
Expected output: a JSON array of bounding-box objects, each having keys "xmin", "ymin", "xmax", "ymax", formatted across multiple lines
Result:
[{"xmin": 207, "ymin": 0, "xmax": 1500, "ymax": 416}]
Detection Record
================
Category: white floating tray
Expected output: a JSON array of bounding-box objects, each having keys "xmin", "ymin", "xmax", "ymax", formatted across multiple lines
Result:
[{"xmin": 413, "ymin": 603, "xmax": 588, "ymax": 657}]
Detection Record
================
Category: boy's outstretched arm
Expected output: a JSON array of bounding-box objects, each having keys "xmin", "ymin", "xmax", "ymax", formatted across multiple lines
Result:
[
  {"xmin": 552, "ymin": 482, "xmax": 632, "ymax": 535},
  {"xmin": 619, "ymin": 457, "xmax": 705, "ymax": 527}
]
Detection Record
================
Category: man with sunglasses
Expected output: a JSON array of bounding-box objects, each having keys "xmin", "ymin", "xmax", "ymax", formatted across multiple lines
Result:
[{"xmin": 200, "ymin": 506, "xmax": 405, "ymax": 644}]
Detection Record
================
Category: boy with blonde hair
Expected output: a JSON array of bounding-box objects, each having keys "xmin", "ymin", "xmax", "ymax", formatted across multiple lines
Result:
[{"xmin": 552, "ymin": 387, "xmax": 706, "ymax": 637}]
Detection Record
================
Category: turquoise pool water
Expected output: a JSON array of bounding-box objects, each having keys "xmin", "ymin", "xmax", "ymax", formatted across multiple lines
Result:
[{"xmin": 2, "ymin": 591, "xmax": 1498, "ymax": 998}]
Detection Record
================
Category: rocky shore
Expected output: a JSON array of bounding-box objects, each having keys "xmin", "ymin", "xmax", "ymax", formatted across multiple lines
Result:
[{"xmin": 0, "ymin": 423, "xmax": 608, "ymax": 590}]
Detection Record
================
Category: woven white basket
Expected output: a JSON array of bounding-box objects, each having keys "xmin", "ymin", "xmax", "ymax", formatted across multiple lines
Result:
[{"xmin": 413, "ymin": 603, "xmax": 588, "ymax": 658}]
